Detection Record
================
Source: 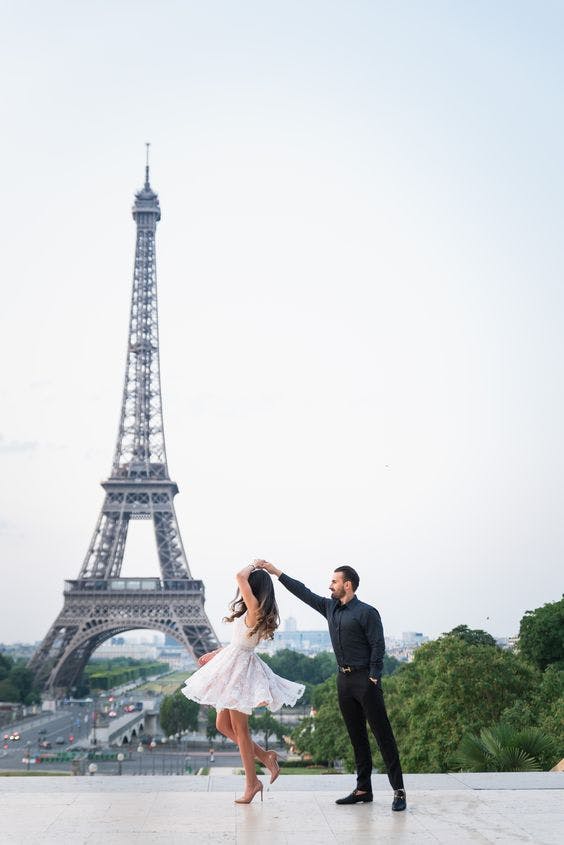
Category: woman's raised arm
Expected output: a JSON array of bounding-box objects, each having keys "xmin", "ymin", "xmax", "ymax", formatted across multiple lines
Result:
[{"xmin": 236, "ymin": 563, "xmax": 260, "ymax": 622}]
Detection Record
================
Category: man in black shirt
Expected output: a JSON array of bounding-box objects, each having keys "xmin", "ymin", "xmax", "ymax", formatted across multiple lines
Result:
[{"xmin": 256, "ymin": 560, "xmax": 406, "ymax": 811}]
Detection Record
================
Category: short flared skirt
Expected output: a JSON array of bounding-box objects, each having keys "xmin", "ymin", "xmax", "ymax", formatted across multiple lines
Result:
[{"xmin": 181, "ymin": 643, "xmax": 305, "ymax": 715}]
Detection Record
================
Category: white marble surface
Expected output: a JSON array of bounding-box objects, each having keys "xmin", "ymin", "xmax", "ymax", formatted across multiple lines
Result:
[{"xmin": 0, "ymin": 774, "xmax": 562, "ymax": 844}]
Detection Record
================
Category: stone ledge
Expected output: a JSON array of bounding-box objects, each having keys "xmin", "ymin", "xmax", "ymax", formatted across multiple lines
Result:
[{"xmin": 0, "ymin": 771, "xmax": 561, "ymax": 791}]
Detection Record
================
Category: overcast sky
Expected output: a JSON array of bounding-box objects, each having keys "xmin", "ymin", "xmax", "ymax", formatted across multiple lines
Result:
[{"xmin": 0, "ymin": 1, "xmax": 562, "ymax": 648}]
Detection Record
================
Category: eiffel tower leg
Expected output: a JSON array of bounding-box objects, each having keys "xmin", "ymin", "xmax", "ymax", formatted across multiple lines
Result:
[
  {"xmin": 28, "ymin": 619, "xmax": 81, "ymax": 692},
  {"xmin": 80, "ymin": 510, "xmax": 129, "ymax": 580},
  {"xmin": 30, "ymin": 584, "xmax": 220, "ymax": 695},
  {"xmin": 154, "ymin": 506, "xmax": 190, "ymax": 580}
]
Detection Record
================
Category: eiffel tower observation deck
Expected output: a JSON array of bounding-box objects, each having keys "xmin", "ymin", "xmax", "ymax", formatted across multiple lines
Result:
[{"xmin": 29, "ymin": 150, "xmax": 220, "ymax": 695}]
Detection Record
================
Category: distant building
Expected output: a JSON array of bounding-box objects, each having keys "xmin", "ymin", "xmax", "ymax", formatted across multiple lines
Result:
[
  {"xmin": 386, "ymin": 633, "xmax": 430, "ymax": 663},
  {"xmin": 0, "ymin": 642, "xmax": 39, "ymax": 661},
  {"xmin": 401, "ymin": 632, "xmax": 428, "ymax": 646},
  {"xmin": 496, "ymin": 636, "xmax": 518, "ymax": 651},
  {"xmin": 284, "ymin": 616, "xmax": 297, "ymax": 632},
  {"xmin": 164, "ymin": 634, "xmax": 178, "ymax": 647},
  {"xmin": 93, "ymin": 642, "xmax": 159, "ymax": 661},
  {"xmin": 259, "ymin": 629, "xmax": 332, "ymax": 656},
  {"xmin": 156, "ymin": 636, "xmax": 195, "ymax": 670}
]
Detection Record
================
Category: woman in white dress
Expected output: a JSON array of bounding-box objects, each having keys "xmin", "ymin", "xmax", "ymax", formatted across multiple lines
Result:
[{"xmin": 181, "ymin": 562, "xmax": 305, "ymax": 803}]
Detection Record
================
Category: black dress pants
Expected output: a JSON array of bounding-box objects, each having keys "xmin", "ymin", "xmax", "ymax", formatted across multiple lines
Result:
[{"xmin": 337, "ymin": 670, "xmax": 404, "ymax": 792}]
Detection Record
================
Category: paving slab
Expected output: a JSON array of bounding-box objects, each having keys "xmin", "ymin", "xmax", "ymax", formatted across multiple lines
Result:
[{"xmin": 0, "ymin": 774, "xmax": 561, "ymax": 845}]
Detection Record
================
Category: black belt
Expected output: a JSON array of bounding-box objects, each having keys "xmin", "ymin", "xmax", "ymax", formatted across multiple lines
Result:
[{"xmin": 338, "ymin": 665, "xmax": 369, "ymax": 674}]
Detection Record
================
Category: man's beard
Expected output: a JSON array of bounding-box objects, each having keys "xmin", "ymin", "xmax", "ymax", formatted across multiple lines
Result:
[{"xmin": 330, "ymin": 587, "xmax": 346, "ymax": 600}]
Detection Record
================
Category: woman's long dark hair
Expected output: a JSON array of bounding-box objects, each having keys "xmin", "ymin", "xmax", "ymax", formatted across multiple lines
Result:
[{"xmin": 223, "ymin": 569, "xmax": 280, "ymax": 641}]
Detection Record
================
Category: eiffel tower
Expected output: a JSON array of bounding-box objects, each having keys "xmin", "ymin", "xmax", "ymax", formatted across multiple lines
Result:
[{"xmin": 29, "ymin": 150, "xmax": 220, "ymax": 695}]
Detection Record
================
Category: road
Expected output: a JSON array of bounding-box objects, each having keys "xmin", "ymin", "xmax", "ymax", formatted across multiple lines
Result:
[
  {"xmin": 1, "ymin": 702, "xmax": 246, "ymax": 775},
  {"xmin": 2, "ymin": 704, "xmax": 93, "ymax": 749}
]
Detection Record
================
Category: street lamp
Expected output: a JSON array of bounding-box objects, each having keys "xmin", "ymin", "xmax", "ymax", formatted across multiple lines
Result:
[
  {"xmin": 88, "ymin": 763, "xmax": 98, "ymax": 776},
  {"xmin": 117, "ymin": 752, "xmax": 124, "ymax": 776},
  {"xmin": 161, "ymin": 737, "xmax": 166, "ymax": 774},
  {"xmin": 25, "ymin": 741, "xmax": 32, "ymax": 771},
  {"xmin": 137, "ymin": 743, "xmax": 143, "ymax": 775}
]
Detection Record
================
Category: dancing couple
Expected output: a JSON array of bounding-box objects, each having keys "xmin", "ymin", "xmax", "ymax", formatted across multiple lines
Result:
[{"xmin": 181, "ymin": 560, "xmax": 406, "ymax": 811}]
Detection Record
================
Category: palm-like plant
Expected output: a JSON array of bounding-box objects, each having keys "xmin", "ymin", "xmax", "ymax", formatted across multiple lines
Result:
[{"xmin": 454, "ymin": 723, "xmax": 558, "ymax": 772}]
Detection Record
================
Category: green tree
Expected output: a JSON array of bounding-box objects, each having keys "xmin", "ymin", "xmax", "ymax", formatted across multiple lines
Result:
[
  {"xmin": 206, "ymin": 707, "xmax": 218, "ymax": 741},
  {"xmin": 159, "ymin": 690, "xmax": 199, "ymax": 736},
  {"xmin": 291, "ymin": 635, "xmax": 539, "ymax": 773},
  {"xmin": 257, "ymin": 649, "xmax": 337, "ymax": 686},
  {"xmin": 518, "ymin": 596, "xmax": 564, "ymax": 671},
  {"xmin": 0, "ymin": 656, "xmax": 40, "ymax": 704},
  {"xmin": 500, "ymin": 665, "xmax": 564, "ymax": 752},
  {"xmin": 383, "ymin": 654, "xmax": 403, "ymax": 675},
  {"xmin": 249, "ymin": 711, "xmax": 285, "ymax": 750},
  {"xmin": 445, "ymin": 625, "xmax": 498, "ymax": 648},
  {"xmin": 0, "ymin": 679, "xmax": 19, "ymax": 702},
  {"xmin": 383, "ymin": 636, "xmax": 537, "ymax": 772},
  {"xmin": 291, "ymin": 676, "xmax": 352, "ymax": 766},
  {"xmin": 9, "ymin": 666, "xmax": 35, "ymax": 702},
  {"xmin": 73, "ymin": 676, "xmax": 91, "ymax": 699},
  {"xmin": 257, "ymin": 649, "xmax": 337, "ymax": 705},
  {"xmin": 454, "ymin": 724, "xmax": 558, "ymax": 772},
  {"xmin": 0, "ymin": 653, "xmax": 13, "ymax": 681}
]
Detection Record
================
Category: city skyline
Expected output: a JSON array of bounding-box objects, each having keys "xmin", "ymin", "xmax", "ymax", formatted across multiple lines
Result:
[{"xmin": 1, "ymin": 2, "xmax": 563, "ymax": 646}]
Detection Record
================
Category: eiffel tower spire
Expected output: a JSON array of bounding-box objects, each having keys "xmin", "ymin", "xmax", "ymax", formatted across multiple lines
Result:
[
  {"xmin": 29, "ymin": 155, "xmax": 219, "ymax": 694},
  {"xmin": 77, "ymin": 156, "xmax": 189, "ymax": 582},
  {"xmin": 113, "ymin": 146, "xmax": 165, "ymax": 478}
]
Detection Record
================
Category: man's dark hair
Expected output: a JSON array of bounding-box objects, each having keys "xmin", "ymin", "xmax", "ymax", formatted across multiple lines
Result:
[{"xmin": 334, "ymin": 565, "xmax": 360, "ymax": 592}]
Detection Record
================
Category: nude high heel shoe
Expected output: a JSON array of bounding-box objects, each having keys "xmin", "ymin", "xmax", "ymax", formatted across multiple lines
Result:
[
  {"xmin": 265, "ymin": 751, "xmax": 280, "ymax": 785},
  {"xmin": 235, "ymin": 781, "xmax": 263, "ymax": 804}
]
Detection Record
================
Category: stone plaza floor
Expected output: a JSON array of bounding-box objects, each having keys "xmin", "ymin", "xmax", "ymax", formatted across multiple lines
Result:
[{"xmin": 0, "ymin": 772, "xmax": 562, "ymax": 844}]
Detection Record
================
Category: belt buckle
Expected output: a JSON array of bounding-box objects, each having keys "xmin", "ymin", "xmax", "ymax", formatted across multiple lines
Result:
[{"xmin": 342, "ymin": 666, "xmax": 352, "ymax": 673}]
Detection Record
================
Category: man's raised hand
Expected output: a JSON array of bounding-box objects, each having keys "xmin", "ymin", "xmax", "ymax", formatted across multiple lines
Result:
[{"xmin": 254, "ymin": 560, "xmax": 282, "ymax": 577}]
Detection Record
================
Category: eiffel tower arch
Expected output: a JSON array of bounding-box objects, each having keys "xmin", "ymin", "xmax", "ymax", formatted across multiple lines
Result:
[{"xmin": 29, "ymin": 150, "xmax": 220, "ymax": 695}]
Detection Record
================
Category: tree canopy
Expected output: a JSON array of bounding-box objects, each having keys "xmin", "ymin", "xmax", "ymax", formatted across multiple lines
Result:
[
  {"xmin": 159, "ymin": 689, "xmax": 199, "ymax": 736},
  {"xmin": 292, "ymin": 635, "xmax": 539, "ymax": 773},
  {"xmin": 518, "ymin": 596, "xmax": 564, "ymax": 671},
  {"xmin": 444, "ymin": 624, "xmax": 498, "ymax": 648},
  {"xmin": 500, "ymin": 664, "xmax": 564, "ymax": 752},
  {"xmin": 249, "ymin": 711, "xmax": 285, "ymax": 750},
  {"xmin": 0, "ymin": 653, "xmax": 40, "ymax": 705},
  {"xmin": 257, "ymin": 649, "xmax": 337, "ymax": 686},
  {"xmin": 257, "ymin": 648, "xmax": 401, "ymax": 704}
]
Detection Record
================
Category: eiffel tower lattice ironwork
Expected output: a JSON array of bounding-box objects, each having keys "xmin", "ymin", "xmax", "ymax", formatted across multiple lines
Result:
[{"xmin": 29, "ymin": 153, "xmax": 220, "ymax": 694}]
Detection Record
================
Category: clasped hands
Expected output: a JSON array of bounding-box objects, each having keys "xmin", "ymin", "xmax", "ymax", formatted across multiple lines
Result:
[{"xmin": 253, "ymin": 559, "xmax": 279, "ymax": 576}]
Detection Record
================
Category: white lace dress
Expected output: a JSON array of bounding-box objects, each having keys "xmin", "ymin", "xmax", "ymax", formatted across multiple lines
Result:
[{"xmin": 181, "ymin": 615, "xmax": 305, "ymax": 715}]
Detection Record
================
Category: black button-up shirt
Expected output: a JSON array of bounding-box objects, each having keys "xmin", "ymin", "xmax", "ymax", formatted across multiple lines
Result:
[{"xmin": 278, "ymin": 573, "xmax": 385, "ymax": 679}]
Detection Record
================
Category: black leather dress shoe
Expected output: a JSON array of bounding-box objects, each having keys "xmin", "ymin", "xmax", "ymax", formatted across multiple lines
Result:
[
  {"xmin": 392, "ymin": 789, "xmax": 407, "ymax": 811},
  {"xmin": 335, "ymin": 790, "xmax": 373, "ymax": 805}
]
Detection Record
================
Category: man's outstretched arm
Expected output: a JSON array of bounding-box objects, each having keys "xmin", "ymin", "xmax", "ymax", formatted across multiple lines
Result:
[{"xmin": 255, "ymin": 560, "xmax": 329, "ymax": 618}]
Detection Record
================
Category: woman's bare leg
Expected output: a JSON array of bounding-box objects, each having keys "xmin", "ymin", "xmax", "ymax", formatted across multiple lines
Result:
[
  {"xmin": 229, "ymin": 708, "xmax": 261, "ymax": 796},
  {"xmin": 216, "ymin": 709, "xmax": 280, "ymax": 784},
  {"xmin": 216, "ymin": 709, "xmax": 268, "ymax": 763}
]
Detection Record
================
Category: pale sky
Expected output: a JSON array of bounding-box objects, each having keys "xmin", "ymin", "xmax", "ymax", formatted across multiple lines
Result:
[{"xmin": 0, "ymin": 1, "xmax": 562, "ymax": 647}]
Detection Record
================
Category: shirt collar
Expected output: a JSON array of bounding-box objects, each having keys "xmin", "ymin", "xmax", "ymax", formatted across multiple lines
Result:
[{"xmin": 336, "ymin": 595, "xmax": 359, "ymax": 609}]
